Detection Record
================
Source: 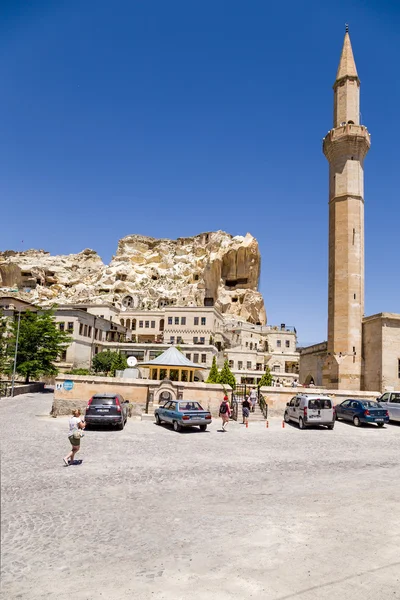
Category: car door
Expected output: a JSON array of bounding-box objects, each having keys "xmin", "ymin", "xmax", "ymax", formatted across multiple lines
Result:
[
  {"xmin": 292, "ymin": 397, "xmax": 301, "ymax": 422},
  {"xmin": 388, "ymin": 393, "xmax": 400, "ymax": 421},
  {"xmin": 378, "ymin": 393, "xmax": 390, "ymax": 412},
  {"xmin": 349, "ymin": 400, "xmax": 360, "ymax": 420},
  {"xmin": 338, "ymin": 400, "xmax": 352, "ymax": 421},
  {"xmin": 159, "ymin": 401, "xmax": 171, "ymax": 421},
  {"xmin": 287, "ymin": 397, "xmax": 296, "ymax": 420}
]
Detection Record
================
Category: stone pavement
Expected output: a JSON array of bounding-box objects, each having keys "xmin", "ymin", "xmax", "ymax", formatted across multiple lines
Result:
[{"xmin": 1, "ymin": 393, "xmax": 400, "ymax": 600}]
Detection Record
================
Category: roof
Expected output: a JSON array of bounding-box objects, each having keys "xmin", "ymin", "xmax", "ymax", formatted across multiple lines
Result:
[
  {"xmin": 336, "ymin": 31, "xmax": 358, "ymax": 81},
  {"xmin": 138, "ymin": 346, "xmax": 206, "ymax": 369}
]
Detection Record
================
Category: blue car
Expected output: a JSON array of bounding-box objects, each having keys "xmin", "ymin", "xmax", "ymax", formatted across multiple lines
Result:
[
  {"xmin": 335, "ymin": 399, "xmax": 389, "ymax": 427},
  {"xmin": 155, "ymin": 400, "xmax": 212, "ymax": 432}
]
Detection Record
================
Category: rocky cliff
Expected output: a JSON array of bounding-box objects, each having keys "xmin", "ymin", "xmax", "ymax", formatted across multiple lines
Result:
[{"xmin": 0, "ymin": 231, "xmax": 266, "ymax": 324}]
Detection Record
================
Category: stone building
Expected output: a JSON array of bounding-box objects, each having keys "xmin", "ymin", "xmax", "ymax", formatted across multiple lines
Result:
[{"xmin": 299, "ymin": 29, "xmax": 400, "ymax": 392}]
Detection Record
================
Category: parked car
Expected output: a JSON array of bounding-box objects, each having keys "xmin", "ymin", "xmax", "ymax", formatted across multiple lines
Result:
[
  {"xmin": 335, "ymin": 399, "xmax": 389, "ymax": 427},
  {"xmin": 284, "ymin": 394, "xmax": 335, "ymax": 429},
  {"xmin": 155, "ymin": 400, "xmax": 212, "ymax": 432},
  {"xmin": 376, "ymin": 392, "xmax": 400, "ymax": 422},
  {"xmin": 85, "ymin": 393, "xmax": 129, "ymax": 429}
]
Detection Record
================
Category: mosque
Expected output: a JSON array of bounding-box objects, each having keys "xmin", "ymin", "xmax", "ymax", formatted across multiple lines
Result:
[{"xmin": 299, "ymin": 28, "xmax": 400, "ymax": 393}]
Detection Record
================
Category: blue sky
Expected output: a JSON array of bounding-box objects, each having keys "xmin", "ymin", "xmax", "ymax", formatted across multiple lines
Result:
[{"xmin": 1, "ymin": 0, "xmax": 399, "ymax": 344}]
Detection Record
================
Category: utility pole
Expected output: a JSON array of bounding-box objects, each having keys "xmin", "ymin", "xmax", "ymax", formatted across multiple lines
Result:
[{"xmin": 11, "ymin": 310, "xmax": 21, "ymax": 397}]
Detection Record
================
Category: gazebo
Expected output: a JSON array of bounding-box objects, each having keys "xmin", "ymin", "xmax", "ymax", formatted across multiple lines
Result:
[{"xmin": 138, "ymin": 346, "xmax": 207, "ymax": 382}]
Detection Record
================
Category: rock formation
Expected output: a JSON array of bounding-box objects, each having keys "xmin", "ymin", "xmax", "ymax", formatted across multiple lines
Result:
[{"xmin": 0, "ymin": 231, "xmax": 266, "ymax": 324}]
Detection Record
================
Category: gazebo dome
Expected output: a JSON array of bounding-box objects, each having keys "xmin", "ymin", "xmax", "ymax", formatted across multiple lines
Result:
[{"xmin": 138, "ymin": 346, "xmax": 206, "ymax": 382}]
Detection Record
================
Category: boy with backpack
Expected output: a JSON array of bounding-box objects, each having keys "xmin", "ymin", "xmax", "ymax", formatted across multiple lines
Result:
[{"xmin": 219, "ymin": 395, "xmax": 231, "ymax": 432}]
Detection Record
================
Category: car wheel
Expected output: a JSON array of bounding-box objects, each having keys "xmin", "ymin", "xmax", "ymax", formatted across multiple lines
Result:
[
  {"xmin": 377, "ymin": 422, "xmax": 385, "ymax": 428},
  {"xmin": 298, "ymin": 417, "xmax": 305, "ymax": 430},
  {"xmin": 173, "ymin": 421, "xmax": 181, "ymax": 432},
  {"xmin": 353, "ymin": 416, "xmax": 361, "ymax": 427},
  {"xmin": 199, "ymin": 424, "xmax": 207, "ymax": 431},
  {"xmin": 327, "ymin": 423, "xmax": 335, "ymax": 430},
  {"xmin": 155, "ymin": 414, "xmax": 162, "ymax": 426},
  {"xmin": 284, "ymin": 412, "xmax": 290, "ymax": 423}
]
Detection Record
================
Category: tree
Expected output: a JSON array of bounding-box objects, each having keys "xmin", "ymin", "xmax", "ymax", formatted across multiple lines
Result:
[
  {"xmin": 6, "ymin": 310, "xmax": 72, "ymax": 383},
  {"xmin": 110, "ymin": 352, "xmax": 128, "ymax": 376},
  {"xmin": 92, "ymin": 350, "xmax": 128, "ymax": 376},
  {"xmin": 92, "ymin": 350, "xmax": 114, "ymax": 374},
  {"xmin": 206, "ymin": 356, "xmax": 219, "ymax": 383},
  {"xmin": 258, "ymin": 365, "xmax": 273, "ymax": 388},
  {"xmin": 218, "ymin": 359, "xmax": 236, "ymax": 389}
]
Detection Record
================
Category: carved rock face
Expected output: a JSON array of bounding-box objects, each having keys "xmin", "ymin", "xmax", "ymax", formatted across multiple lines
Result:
[{"xmin": 0, "ymin": 231, "xmax": 266, "ymax": 324}]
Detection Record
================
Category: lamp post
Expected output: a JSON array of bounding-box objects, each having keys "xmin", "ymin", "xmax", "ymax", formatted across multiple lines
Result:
[{"xmin": 11, "ymin": 310, "xmax": 21, "ymax": 397}]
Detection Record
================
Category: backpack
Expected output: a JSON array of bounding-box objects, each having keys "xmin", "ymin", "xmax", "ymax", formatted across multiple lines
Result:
[{"xmin": 219, "ymin": 402, "xmax": 228, "ymax": 414}]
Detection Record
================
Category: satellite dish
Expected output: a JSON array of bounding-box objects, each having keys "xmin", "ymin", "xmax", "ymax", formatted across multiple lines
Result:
[{"xmin": 127, "ymin": 356, "xmax": 137, "ymax": 367}]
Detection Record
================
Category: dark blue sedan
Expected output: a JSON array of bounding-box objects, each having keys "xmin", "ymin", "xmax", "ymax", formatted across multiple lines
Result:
[{"xmin": 335, "ymin": 399, "xmax": 389, "ymax": 427}]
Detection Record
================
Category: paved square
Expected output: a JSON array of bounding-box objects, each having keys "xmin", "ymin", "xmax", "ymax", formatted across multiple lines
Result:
[{"xmin": 2, "ymin": 393, "xmax": 400, "ymax": 600}]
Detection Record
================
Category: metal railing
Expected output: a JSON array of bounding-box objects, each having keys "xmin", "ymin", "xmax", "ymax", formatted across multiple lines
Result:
[
  {"xmin": 230, "ymin": 392, "xmax": 239, "ymax": 421},
  {"xmin": 0, "ymin": 381, "xmax": 11, "ymax": 398},
  {"xmin": 258, "ymin": 392, "xmax": 268, "ymax": 419}
]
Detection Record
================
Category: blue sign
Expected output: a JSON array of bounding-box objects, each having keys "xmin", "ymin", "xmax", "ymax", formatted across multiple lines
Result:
[{"xmin": 63, "ymin": 380, "xmax": 74, "ymax": 391}]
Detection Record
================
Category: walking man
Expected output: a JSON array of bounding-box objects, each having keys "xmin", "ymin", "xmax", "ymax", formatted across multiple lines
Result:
[
  {"xmin": 249, "ymin": 388, "xmax": 257, "ymax": 413},
  {"xmin": 219, "ymin": 395, "xmax": 231, "ymax": 432}
]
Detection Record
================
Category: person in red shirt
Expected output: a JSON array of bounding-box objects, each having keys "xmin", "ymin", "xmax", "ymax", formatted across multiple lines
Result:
[{"xmin": 219, "ymin": 395, "xmax": 231, "ymax": 432}]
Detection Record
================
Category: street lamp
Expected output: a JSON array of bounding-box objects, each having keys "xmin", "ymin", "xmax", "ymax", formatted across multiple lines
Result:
[{"xmin": 11, "ymin": 310, "xmax": 21, "ymax": 397}]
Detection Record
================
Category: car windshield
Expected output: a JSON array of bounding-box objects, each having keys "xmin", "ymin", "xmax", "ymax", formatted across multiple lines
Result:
[
  {"xmin": 178, "ymin": 402, "xmax": 204, "ymax": 411},
  {"xmin": 360, "ymin": 401, "xmax": 382, "ymax": 408},
  {"xmin": 91, "ymin": 396, "xmax": 116, "ymax": 405},
  {"xmin": 308, "ymin": 399, "xmax": 332, "ymax": 409}
]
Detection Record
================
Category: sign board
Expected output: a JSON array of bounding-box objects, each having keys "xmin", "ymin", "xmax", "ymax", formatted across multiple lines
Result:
[
  {"xmin": 127, "ymin": 356, "xmax": 138, "ymax": 367},
  {"xmin": 63, "ymin": 380, "xmax": 74, "ymax": 391}
]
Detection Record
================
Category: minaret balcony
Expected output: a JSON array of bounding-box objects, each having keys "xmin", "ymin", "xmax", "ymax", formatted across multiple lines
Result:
[{"xmin": 323, "ymin": 124, "xmax": 370, "ymax": 162}]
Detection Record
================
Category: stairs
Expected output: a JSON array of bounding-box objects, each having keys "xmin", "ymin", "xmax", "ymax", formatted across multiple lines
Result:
[{"xmin": 236, "ymin": 401, "xmax": 266, "ymax": 422}]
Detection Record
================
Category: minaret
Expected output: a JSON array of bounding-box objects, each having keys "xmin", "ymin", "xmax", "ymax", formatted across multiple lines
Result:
[{"xmin": 322, "ymin": 27, "xmax": 370, "ymax": 390}]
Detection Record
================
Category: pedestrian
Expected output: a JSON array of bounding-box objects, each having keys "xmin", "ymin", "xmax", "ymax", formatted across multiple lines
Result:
[
  {"xmin": 68, "ymin": 409, "xmax": 83, "ymax": 434},
  {"xmin": 249, "ymin": 388, "xmax": 257, "ymax": 412},
  {"xmin": 64, "ymin": 415, "xmax": 85, "ymax": 467},
  {"xmin": 219, "ymin": 395, "xmax": 231, "ymax": 432},
  {"xmin": 242, "ymin": 396, "xmax": 251, "ymax": 424}
]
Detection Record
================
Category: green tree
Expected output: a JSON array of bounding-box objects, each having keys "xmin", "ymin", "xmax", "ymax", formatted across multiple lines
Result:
[
  {"xmin": 110, "ymin": 352, "xmax": 128, "ymax": 376},
  {"xmin": 218, "ymin": 359, "xmax": 236, "ymax": 389},
  {"xmin": 6, "ymin": 310, "xmax": 72, "ymax": 383},
  {"xmin": 206, "ymin": 356, "xmax": 219, "ymax": 383},
  {"xmin": 92, "ymin": 350, "xmax": 114, "ymax": 374},
  {"xmin": 258, "ymin": 365, "xmax": 273, "ymax": 388}
]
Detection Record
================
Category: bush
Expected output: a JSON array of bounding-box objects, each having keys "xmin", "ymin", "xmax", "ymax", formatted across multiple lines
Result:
[
  {"xmin": 218, "ymin": 359, "xmax": 236, "ymax": 389},
  {"xmin": 206, "ymin": 356, "xmax": 219, "ymax": 383},
  {"xmin": 258, "ymin": 365, "xmax": 273, "ymax": 387},
  {"xmin": 65, "ymin": 368, "xmax": 90, "ymax": 376}
]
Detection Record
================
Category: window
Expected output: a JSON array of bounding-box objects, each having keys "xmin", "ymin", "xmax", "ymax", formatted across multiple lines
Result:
[
  {"xmin": 79, "ymin": 323, "xmax": 83, "ymax": 336},
  {"xmin": 84, "ymin": 325, "xmax": 88, "ymax": 337},
  {"xmin": 145, "ymin": 321, "xmax": 149, "ymax": 328},
  {"xmin": 285, "ymin": 340, "xmax": 290, "ymax": 348},
  {"xmin": 151, "ymin": 321, "xmax": 155, "ymax": 328},
  {"xmin": 181, "ymin": 317, "xmax": 186, "ymax": 325},
  {"xmin": 229, "ymin": 360, "xmax": 234, "ymax": 368},
  {"xmin": 59, "ymin": 322, "xmax": 65, "ymax": 331},
  {"xmin": 272, "ymin": 364, "xmax": 281, "ymax": 372},
  {"xmin": 201, "ymin": 317, "xmax": 206, "ymax": 326},
  {"xmin": 247, "ymin": 361, "xmax": 252, "ymax": 369},
  {"xmin": 67, "ymin": 322, "xmax": 74, "ymax": 331},
  {"xmin": 60, "ymin": 350, "xmax": 67, "ymax": 361},
  {"xmin": 139, "ymin": 320, "xmax": 143, "ymax": 328},
  {"xmin": 246, "ymin": 342, "xmax": 248, "ymax": 347},
  {"xmin": 238, "ymin": 361, "xmax": 243, "ymax": 370},
  {"xmin": 398, "ymin": 359, "xmax": 400, "ymax": 378},
  {"xmin": 193, "ymin": 353, "xmax": 199, "ymax": 363},
  {"xmin": 88, "ymin": 326, "xmax": 92, "ymax": 337},
  {"xmin": 177, "ymin": 336, "xmax": 183, "ymax": 343},
  {"xmin": 186, "ymin": 353, "xmax": 191, "ymax": 360},
  {"xmin": 168, "ymin": 317, "xmax": 173, "ymax": 325},
  {"xmin": 277, "ymin": 340, "xmax": 281, "ymax": 348},
  {"xmin": 250, "ymin": 343, "xmax": 253, "ymax": 350},
  {"xmin": 194, "ymin": 317, "xmax": 199, "ymax": 325},
  {"xmin": 170, "ymin": 336, "xmax": 175, "ymax": 344},
  {"xmin": 200, "ymin": 337, "xmax": 205, "ymax": 344},
  {"xmin": 175, "ymin": 317, "xmax": 179, "ymax": 325},
  {"xmin": 201, "ymin": 354, "xmax": 206, "ymax": 363},
  {"xmin": 193, "ymin": 337, "xmax": 198, "ymax": 344}
]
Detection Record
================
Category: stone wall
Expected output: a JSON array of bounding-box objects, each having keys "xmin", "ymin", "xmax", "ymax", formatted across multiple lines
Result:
[
  {"xmin": 52, "ymin": 374, "xmax": 230, "ymax": 417},
  {"xmin": 260, "ymin": 386, "xmax": 380, "ymax": 416},
  {"xmin": 299, "ymin": 342, "xmax": 328, "ymax": 387}
]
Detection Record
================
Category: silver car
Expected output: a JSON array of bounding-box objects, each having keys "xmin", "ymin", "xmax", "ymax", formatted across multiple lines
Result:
[
  {"xmin": 376, "ymin": 391, "xmax": 400, "ymax": 422},
  {"xmin": 284, "ymin": 394, "xmax": 335, "ymax": 430}
]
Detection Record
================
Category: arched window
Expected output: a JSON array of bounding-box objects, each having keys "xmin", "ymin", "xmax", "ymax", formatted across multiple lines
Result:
[
  {"xmin": 120, "ymin": 318, "xmax": 125, "ymax": 326},
  {"xmin": 126, "ymin": 319, "xmax": 131, "ymax": 329},
  {"xmin": 132, "ymin": 319, "xmax": 136, "ymax": 330}
]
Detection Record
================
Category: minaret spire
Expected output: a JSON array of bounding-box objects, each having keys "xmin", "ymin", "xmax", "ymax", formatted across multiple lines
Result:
[{"xmin": 336, "ymin": 28, "xmax": 358, "ymax": 82}]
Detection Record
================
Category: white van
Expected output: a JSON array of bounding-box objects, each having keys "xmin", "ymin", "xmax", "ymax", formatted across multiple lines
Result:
[
  {"xmin": 376, "ymin": 391, "xmax": 400, "ymax": 422},
  {"xmin": 284, "ymin": 394, "xmax": 335, "ymax": 430}
]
